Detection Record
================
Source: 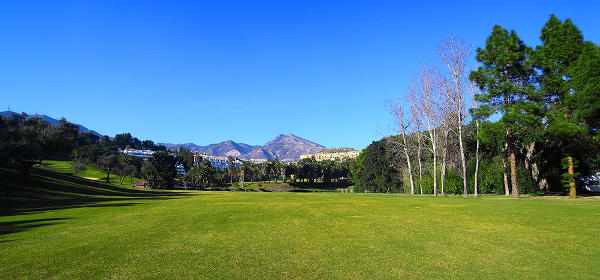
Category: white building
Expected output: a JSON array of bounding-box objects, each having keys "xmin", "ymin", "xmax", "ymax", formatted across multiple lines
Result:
[
  {"xmin": 119, "ymin": 148, "xmax": 155, "ymax": 160},
  {"xmin": 194, "ymin": 154, "xmax": 241, "ymax": 169}
]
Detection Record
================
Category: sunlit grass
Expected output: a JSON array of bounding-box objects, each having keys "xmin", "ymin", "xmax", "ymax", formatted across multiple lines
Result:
[
  {"xmin": 1, "ymin": 165, "xmax": 599, "ymax": 279},
  {"xmin": 41, "ymin": 160, "xmax": 142, "ymax": 187}
]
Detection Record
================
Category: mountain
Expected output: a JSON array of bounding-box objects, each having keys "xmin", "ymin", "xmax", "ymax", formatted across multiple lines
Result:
[
  {"xmin": 162, "ymin": 140, "xmax": 258, "ymax": 157},
  {"xmin": 204, "ymin": 140, "xmax": 257, "ymax": 157},
  {"xmin": 1, "ymin": 111, "xmax": 323, "ymax": 161},
  {"xmin": 0, "ymin": 111, "xmax": 102, "ymax": 137},
  {"xmin": 162, "ymin": 134, "xmax": 325, "ymax": 162},
  {"xmin": 239, "ymin": 134, "xmax": 325, "ymax": 161}
]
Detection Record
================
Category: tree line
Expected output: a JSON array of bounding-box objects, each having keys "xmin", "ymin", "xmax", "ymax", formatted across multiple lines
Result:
[
  {"xmin": 353, "ymin": 15, "xmax": 600, "ymax": 197},
  {"xmin": 0, "ymin": 114, "xmax": 357, "ymax": 190},
  {"xmin": 179, "ymin": 151, "xmax": 356, "ymax": 190}
]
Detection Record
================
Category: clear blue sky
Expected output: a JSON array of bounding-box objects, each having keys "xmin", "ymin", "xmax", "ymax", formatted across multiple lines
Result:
[{"xmin": 1, "ymin": 1, "xmax": 598, "ymax": 150}]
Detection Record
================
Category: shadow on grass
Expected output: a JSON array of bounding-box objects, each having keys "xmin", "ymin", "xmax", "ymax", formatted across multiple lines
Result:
[
  {"xmin": 0, "ymin": 164, "xmax": 194, "ymax": 219},
  {"xmin": 289, "ymin": 181, "xmax": 352, "ymax": 192},
  {"xmin": 0, "ymin": 218, "xmax": 73, "ymax": 239}
]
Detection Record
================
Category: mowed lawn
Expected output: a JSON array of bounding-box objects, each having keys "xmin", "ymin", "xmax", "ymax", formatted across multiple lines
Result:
[{"xmin": 1, "ymin": 184, "xmax": 600, "ymax": 279}]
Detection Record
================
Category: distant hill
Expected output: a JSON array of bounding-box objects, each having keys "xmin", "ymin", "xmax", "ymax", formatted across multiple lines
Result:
[
  {"xmin": 0, "ymin": 111, "xmax": 324, "ymax": 161},
  {"xmin": 161, "ymin": 134, "xmax": 325, "ymax": 162},
  {"xmin": 163, "ymin": 140, "xmax": 259, "ymax": 158},
  {"xmin": 0, "ymin": 111, "xmax": 102, "ymax": 137}
]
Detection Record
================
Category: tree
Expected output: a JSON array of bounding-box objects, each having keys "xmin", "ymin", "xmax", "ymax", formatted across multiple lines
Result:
[
  {"xmin": 113, "ymin": 153, "xmax": 136, "ymax": 185},
  {"xmin": 470, "ymin": 82, "xmax": 483, "ymax": 196},
  {"xmin": 355, "ymin": 140, "xmax": 401, "ymax": 193},
  {"xmin": 238, "ymin": 161, "xmax": 249, "ymax": 187},
  {"xmin": 98, "ymin": 154, "xmax": 120, "ymax": 183},
  {"xmin": 143, "ymin": 151, "xmax": 177, "ymax": 189},
  {"xmin": 533, "ymin": 15, "xmax": 600, "ymax": 197},
  {"xmin": 72, "ymin": 157, "xmax": 89, "ymax": 175},
  {"xmin": 228, "ymin": 156, "xmax": 236, "ymax": 184},
  {"xmin": 0, "ymin": 113, "xmax": 79, "ymax": 177},
  {"xmin": 113, "ymin": 133, "xmax": 134, "ymax": 149},
  {"xmin": 125, "ymin": 164, "xmax": 140, "ymax": 184},
  {"xmin": 386, "ymin": 99, "xmax": 415, "ymax": 194},
  {"xmin": 409, "ymin": 64, "xmax": 442, "ymax": 195},
  {"xmin": 99, "ymin": 135, "xmax": 111, "ymax": 146},
  {"xmin": 469, "ymin": 25, "xmax": 541, "ymax": 198},
  {"xmin": 272, "ymin": 159, "xmax": 284, "ymax": 183},
  {"xmin": 176, "ymin": 147, "xmax": 195, "ymax": 173},
  {"xmin": 437, "ymin": 35, "xmax": 472, "ymax": 197},
  {"xmin": 76, "ymin": 131, "xmax": 100, "ymax": 146}
]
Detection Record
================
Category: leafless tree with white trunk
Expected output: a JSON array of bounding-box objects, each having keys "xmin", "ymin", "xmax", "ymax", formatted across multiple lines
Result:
[
  {"xmin": 469, "ymin": 77, "xmax": 482, "ymax": 197},
  {"xmin": 437, "ymin": 35, "xmax": 473, "ymax": 197},
  {"xmin": 385, "ymin": 98, "xmax": 415, "ymax": 194},
  {"xmin": 408, "ymin": 63, "xmax": 442, "ymax": 196},
  {"xmin": 411, "ymin": 106, "xmax": 425, "ymax": 194}
]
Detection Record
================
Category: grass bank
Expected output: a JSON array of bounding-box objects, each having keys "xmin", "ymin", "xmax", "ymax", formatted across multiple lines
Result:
[{"xmin": 1, "ymin": 164, "xmax": 599, "ymax": 279}]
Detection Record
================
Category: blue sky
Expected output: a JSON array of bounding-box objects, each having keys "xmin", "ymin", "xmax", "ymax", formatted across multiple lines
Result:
[{"xmin": 1, "ymin": 1, "xmax": 598, "ymax": 150}]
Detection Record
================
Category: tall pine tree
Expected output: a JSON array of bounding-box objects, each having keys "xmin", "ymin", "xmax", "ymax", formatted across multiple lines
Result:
[
  {"xmin": 534, "ymin": 15, "xmax": 600, "ymax": 197},
  {"xmin": 469, "ymin": 25, "xmax": 542, "ymax": 198}
]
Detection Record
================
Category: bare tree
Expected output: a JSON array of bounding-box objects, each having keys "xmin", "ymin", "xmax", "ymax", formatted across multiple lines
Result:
[
  {"xmin": 438, "ymin": 104, "xmax": 451, "ymax": 196},
  {"xmin": 386, "ymin": 99, "xmax": 415, "ymax": 194},
  {"xmin": 411, "ymin": 109, "xmax": 425, "ymax": 194},
  {"xmin": 408, "ymin": 63, "xmax": 441, "ymax": 196},
  {"xmin": 468, "ymin": 77, "xmax": 482, "ymax": 197},
  {"xmin": 437, "ymin": 35, "xmax": 472, "ymax": 197}
]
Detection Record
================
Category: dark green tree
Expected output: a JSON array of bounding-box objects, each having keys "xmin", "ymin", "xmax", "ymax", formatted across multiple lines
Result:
[
  {"xmin": 175, "ymin": 147, "xmax": 195, "ymax": 173},
  {"xmin": 143, "ymin": 151, "xmax": 177, "ymax": 189},
  {"xmin": 113, "ymin": 133, "xmax": 142, "ymax": 149},
  {"xmin": 469, "ymin": 25, "xmax": 542, "ymax": 198},
  {"xmin": 0, "ymin": 113, "xmax": 79, "ymax": 177},
  {"xmin": 354, "ymin": 140, "xmax": 401, "ymax": 193},
  {"xmin": 76, "ymin": 131, "xmax": 100, "ymax": 146},
  {"xmin": 534, "ymin": 15, "xmax": 600, "ymax": 197}
]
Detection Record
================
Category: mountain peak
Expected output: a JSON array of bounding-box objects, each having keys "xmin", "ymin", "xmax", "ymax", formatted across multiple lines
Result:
[{"xmin": 162, "ymin": 134, "xmax": 325, "ymax": 162}]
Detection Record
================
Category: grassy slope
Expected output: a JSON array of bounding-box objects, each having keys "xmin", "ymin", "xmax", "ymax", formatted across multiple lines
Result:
[{"xmin": 1, "ymin": 163, "xmax": 599, "ymax": 279}]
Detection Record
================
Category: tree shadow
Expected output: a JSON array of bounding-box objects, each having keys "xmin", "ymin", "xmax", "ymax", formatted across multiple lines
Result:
[
  {"xmin": 0, "ymin": 218, "xmax": 72, "ymax": 239},
  {"xmin": 0, "ymin": 165, "xmax": 195, "ymax": 218}
]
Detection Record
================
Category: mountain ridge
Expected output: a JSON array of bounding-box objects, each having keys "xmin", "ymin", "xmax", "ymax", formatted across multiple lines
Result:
[
  {"xmin": 161, "ymin": 134, "xmax": 325, "ymax": 161},
  {"xmin": 0, "ymin": 111, "xmax": 102, "ymax": 137},
  {"xmin": 1, "ymin": 111, "xmax": 325, "ymax": 161}
]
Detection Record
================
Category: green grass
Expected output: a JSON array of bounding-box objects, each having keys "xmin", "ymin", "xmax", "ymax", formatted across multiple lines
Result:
[
  {"xmin": 1, "ymin": 164, "xmax": 600, "ymax": 279},
  {"xmin": 39, "ymin": 160, "xmax": 143, "ymax": 187}
]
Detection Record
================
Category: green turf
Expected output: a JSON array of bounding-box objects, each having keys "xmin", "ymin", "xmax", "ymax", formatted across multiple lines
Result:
[
  {"xmin": 1, "ymin": 164, "xmax": 599, "ymax": 279},
  {"xmin": 39, "ymin": 160, "xmax": 143, "ymax": 187}
]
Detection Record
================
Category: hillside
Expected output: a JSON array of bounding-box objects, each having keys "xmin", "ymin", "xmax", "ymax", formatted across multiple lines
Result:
[
  {"xmin": 0, "ymin": 111, "xmax": 102, "ymax": 137},
  {"xmin": 0, "ymin": 163, "xmax": 175, "ymax": 217},
  {"xmin": 1, "ymin": 111, "xmax": 324, "ymax": 161}
]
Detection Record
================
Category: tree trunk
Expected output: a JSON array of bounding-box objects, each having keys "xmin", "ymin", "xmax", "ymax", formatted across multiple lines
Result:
[
  {"xmin": 417, "ymin": 131, "xmax": 424, "ymax": 194},
  {"xmin": 401, "ymin": 134, "xmax": 415, "ymax": 194},
  {"xmin": 568, "ymin": 156, "xmax": 577, "ymax": 198},
  {"xmin": 432, "ymin": 140, "xmax": 438, "ymax": 196},
  {"xmin": 441, "ymin": 129, "xmax": 448, "ymax": 196},
  {"xmin": 21, "ymin": 163, "xmax": 33, "ymax": 179},
  {"xmin": 474, "ymin": 119, "xmax": 480, "ymax": 197},
  {"xmin": 503, "ymin": 131, "xmax": 510, "ymax": 196},
  {"xmin": 458, "ymin": 121, "xmax": 468, "ymax": 197},
  {"xmin": 240, "ymin": 170, "xmax": 245, "ymax": 188},
  {"xmin": 508, "ymin": 128, "xmax": 519, "ymax": 198}
]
